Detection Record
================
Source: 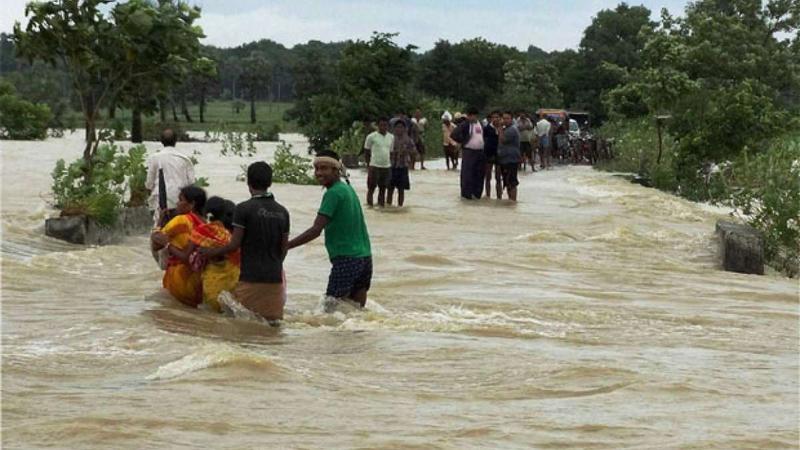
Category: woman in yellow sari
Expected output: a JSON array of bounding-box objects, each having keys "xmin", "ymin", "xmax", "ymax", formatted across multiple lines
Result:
[
  {"xmin": 187, "ymin": 197, "xmax": 240, "ymax": 312},
  {"xmin": 150, "ymin": 186, "xmax": 206, "ymax": 307}
]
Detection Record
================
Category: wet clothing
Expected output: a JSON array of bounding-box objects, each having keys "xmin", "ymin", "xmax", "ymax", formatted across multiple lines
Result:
[
  {"xmin": 145, "ymin": 145, "xmax": 195, "ymax": 211},
  {"xmin": 364, "ymin": 131, "xmax": 394, "ymax": 169},
  {"xmin": 234, "ymin": 280, "xmax": 285, "ymax": 321},
  {"xmin": 500, "ymin": 163, "xmax": 520, "ymax": 189},
  {"xmin": 367, "ymin": 166, "xmax": 391, "ymax": 189},
  {"xmin": 483, "ymin": 124, "xmax": 499, "ymax": 162},
  {"xmin": 460, "ymin": 148, "xmax": 486, "ymax": 199},
  {"xmin": 391, "ymin": 167, "xmax": 410, "ymax": 190},
  {"xmin": 326, "ymin": 256, "xmax": 373, "ymax": 300},
  {"xmin": 233, "ymin": 193, "xmax": 290, "ymax": 284},
  {"xmin": 318, "ymin": 180, "xmax": 371, "ymax": 259},
  {"xmin": 498, "ymin": 126, "xmax": 522, "ymax": 165},
  {"xmin": 392, "ymin": 133, "xmax": 415, "ymax": 169},
  {"xmin": 190, "ymin": 221, "xmax": 240, "ymax": 312},
  {"xmin": 161, "ymin": 212, "xmax": 204, "ymax": 307}
]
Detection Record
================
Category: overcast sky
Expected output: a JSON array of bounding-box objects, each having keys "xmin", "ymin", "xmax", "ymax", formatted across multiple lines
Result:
[{"xmin": 3, "ymin": 0, "xmax": 690, "ymax": 52}]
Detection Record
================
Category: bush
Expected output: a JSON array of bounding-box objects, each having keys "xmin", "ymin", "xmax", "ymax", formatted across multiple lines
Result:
[
  {"xmin": 270, "ymin": 141, "xmax": 316, "ymax": 185},
  {"xmin": 0, "ymin": 81, "xmax": 52, "ymax": 140},
  {"xmin": 330, "ymin": 122, "xmax": 369, "ymax": 156},
  {"xmin": 723, "ymin": 134, "xmax": 800, "ymax": 277},
  {"xmin": 51, "ymin": 143, "xmax": 148, "ymax": 225}
]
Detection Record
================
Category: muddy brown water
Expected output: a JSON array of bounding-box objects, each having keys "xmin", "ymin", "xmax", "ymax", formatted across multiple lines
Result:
[{"xmin": 2, "ymin": 132, "xmax": 798, "ymax": 449}]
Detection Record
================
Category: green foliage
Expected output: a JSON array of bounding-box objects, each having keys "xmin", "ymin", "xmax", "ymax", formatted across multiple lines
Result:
[
  {"xmin": 416, "ymin": 38, "xmax": 518, "ymax": 111},
  {"xmin": 725, "ymin": 135, "xmax": 800, "ymax": 277},
  {"xmin": 494, "ymin": 59, "xmax": 563, "ymax": 112},
  {"xmin": 298, "ymin": 32, "xmax": 416, "ymax": 150},
  {"xmin": 331, "ymin": 122, "xmax": 370, "ymax": 156},
  {"xmin": 220, "ymin": 131, "xmax": 257, "ymax": 157},
  {"xmin": 271, "ymin": 141, "xmax": 316, "ymax": 185},
  {"xmin": 14, "ymin": 0, "xmax": 204, "ymax": 159},
  {"xmin": 51, "ymin": 143, "xmax": 149, "ymax": 225},
  {"xmin": 0, "ymin": 80, "xmax": 51, "ymax": 140}
]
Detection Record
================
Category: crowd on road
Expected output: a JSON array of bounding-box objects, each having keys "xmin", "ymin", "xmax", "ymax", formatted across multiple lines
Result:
[{"xmin": 144, "ymin": 107, "xmax": 588, "ymax": 323}]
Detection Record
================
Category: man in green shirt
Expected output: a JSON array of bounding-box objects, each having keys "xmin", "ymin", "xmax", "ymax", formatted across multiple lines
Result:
[{"xmin": 288, "ymin": 150, "xmax": 373, "ymax": 310}]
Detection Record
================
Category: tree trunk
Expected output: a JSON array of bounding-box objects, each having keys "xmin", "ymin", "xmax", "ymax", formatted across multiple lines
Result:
[
  {"xmin": 172, "ymin": 101, "xmax": 179, "ymax": 122},
  {"xmin": 131, "ymin": 107, "xmax": 143, "ymax": 143},
  {"xmin": 250, "ymin": 95, "xmax": 256, "ymax": 124},
  {"xmin": 108, "ymin": 104, "xmax": 116, "ymax": 119},
  {"xmin": 181, "ymin": 96, "xmax": 193, "ymax": 123},
  {"xmin": 159, "ymin": 99, "xmax": 167, "ymax": 122},
  {"xmin": 199, "ymin": 88, "xmax": 206, "ymax": 123}
]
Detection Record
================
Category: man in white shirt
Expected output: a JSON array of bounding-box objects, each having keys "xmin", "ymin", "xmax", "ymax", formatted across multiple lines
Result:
[
  {"xmin": 144, "ymin": 129, "xmax": 195, "ymax": 225},
  {"xmin": 535, "ymin": 117, "xmax": 552, "ymax": 170},
  {"xmin": 363, "ymin": 117, "xmax": 394, "ymax": 207}
]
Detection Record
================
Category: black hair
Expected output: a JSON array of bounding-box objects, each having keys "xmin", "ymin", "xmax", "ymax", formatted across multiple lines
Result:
[
  {"xmin": 393, "ymin": 120, "xmax": 407, "ymax": 128},
  {"xmin": 204, "ymin": 196, "xmax": 227, "ymax": 222},
  {"xmin": 377, "ymin": 117, "xmax": 389, "ymax": 123},
  {"xmin": 466, "ymin": 106, "xmax": 479, "ymax": 115},
  {"xmin": 503, "ymin": 110, "xmax": 514, "ymax": 117},
  {"xmin": 180, "ymin": 185, "xmax": 207, "ymax": 214},
  {"xmin": 247, "ymin": 161, "xmax": 273, "ymax": 190},
  {"xmin": 161, "ymin": 129, "xmax": 177, "ymax": 147},
  {"xmin": 489, "ymin": 110, "xmax": 501, "ymax": 117}
]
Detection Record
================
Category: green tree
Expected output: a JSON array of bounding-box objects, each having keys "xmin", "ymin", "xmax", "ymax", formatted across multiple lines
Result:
[
  {"xmin": 0, "ymin": 79, "xmax": 51, "ymax": 139},
  {"xmin": 493, "ymin": 59, "xmax": 563, "ymax": 112},
  {"xmin": 567, "ymin": 3, "xmax": 655, "ymax": 122},
  {"xmin": 300, "ymin": 33, "xmax": 416, "ymax": 150},
  {"xmin": 417, "ymin": 38, "xmax": 518, "ymax": 110},
  {"xmin": 238, "ymin": 52, "xmax": 272, "ymax": 124},
  {"xmin": 13, "ymin": 0, "xmax": 204, "ymax": 160}
]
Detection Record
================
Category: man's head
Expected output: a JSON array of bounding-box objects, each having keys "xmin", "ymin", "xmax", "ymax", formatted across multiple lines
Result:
[
  {"xmin": 161, "ymin": 129, "xmax": 177, "ymax": 147},
  {"xmin": 466, "ymin": 107, "xmax": 479, "ymax": 123},
  {"xmin": 414, "ymin": 109, "xmax": 422, "ymax": 119},
  {"xmin": 502, "ymin": 111, "xmax": 514, "ymax": 127},
  {"xmin": 246, "ymin": 161, "xmax": 273, "ymax": 193},
  {"xmin": 489, "ymin": 110, "xmax": 501, "ymax": 127},
  {"xmin": 313, "ymin": 150, "xmax": 342, "ymax": 187},
  {"xmin": 377, "ymin": 117, "xmax": 389, "ymax": 134},
  {"xmin": 393, "ymin": 120, "xmax": 407, "ymax": 136}
]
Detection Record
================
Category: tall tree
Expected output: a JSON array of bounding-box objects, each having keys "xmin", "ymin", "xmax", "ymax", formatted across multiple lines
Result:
[
  {"xmin": 14, "ymin": 0, "xmax": 204, "ymax": 154},
  {"xmin": 238, "ymin": 52, "xmax": 271, "ymax": 124}
]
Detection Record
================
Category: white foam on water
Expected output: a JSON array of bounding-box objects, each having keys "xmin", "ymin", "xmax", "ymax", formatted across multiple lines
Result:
[{"xmin": 146, "ymin": 343, "xmax": 279, "ymax": 381}]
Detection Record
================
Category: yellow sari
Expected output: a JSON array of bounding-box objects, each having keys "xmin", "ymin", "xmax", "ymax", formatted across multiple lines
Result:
[
  {"xmin": 190, "ymin": 221, "xmax": 240, "ymax": 312},
  {"xmin": 161, "ymin": 212, "xmax": 204, "ymax": 307}
]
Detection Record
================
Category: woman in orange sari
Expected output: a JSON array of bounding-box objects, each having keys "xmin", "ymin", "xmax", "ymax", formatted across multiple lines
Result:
[{"xmin": 150, "ymin": 186, "xmax": 206, "ymax": 307}]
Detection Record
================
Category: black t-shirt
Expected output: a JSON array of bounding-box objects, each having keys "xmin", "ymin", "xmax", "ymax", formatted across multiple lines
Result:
[
  {"xmin": 483, "ymin": 125, "xmax": 499, "ymax": 157},
  {"xmin": 232, "ymin": 194, "xmax": 290, "ymax": 283}
]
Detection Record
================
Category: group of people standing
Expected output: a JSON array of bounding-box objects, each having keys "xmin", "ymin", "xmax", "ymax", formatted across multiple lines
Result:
[
  {"xmin": 360, "ymin": 110, "xmax": 428, "ymax": 208},
  {"xmin": 147, "ymin": 130, "xmax": 372, "ymax": 324},
  {"xmin": 441, "ymin": 108, "xmax": 569, "ymax": 202}
]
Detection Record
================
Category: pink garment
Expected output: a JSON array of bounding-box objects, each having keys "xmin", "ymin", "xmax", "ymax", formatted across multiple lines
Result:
[{"xmin": 464, "ymin": 122, "xmax": 484, "ymax": 150}]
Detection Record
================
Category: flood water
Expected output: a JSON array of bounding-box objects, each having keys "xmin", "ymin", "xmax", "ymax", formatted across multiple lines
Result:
[{"xmin": 2, "ymin": 132, "xmax": 798, "ymax": 449}]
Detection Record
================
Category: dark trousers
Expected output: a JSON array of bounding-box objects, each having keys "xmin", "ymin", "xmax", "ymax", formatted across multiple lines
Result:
[{"xmin": 460, "ymin": 148, "xmax": 486, "ymax": 199}]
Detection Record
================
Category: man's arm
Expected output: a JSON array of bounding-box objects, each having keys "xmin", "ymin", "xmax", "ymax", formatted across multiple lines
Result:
[
  {"xmin": 200, "ymin": 226, "xmax": 244, "ymax": 258},
  {"xmin": 288, "ymin": 214, "xmax": 329, "ymax": 250}
]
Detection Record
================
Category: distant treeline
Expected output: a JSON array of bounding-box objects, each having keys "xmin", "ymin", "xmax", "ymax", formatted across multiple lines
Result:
[{"xmin": 0, "ymin": 2, "xmax": 659, "ymax": 131}]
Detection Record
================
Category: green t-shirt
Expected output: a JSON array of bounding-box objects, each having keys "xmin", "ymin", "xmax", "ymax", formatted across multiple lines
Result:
[{"xmin": 318, "ymin": 181, "xmax": 371, "ymax": 259}]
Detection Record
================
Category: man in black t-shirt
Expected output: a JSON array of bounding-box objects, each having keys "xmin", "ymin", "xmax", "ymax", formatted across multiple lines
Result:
[{"xmin": 200, "ymin": 162, "xmax": 290, "ymax": 322}]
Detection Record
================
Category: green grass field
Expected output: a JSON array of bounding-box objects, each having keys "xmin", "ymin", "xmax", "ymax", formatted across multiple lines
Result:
[{"xmin": 69, "ymin": 100, "xmax": 299, "ymax": 133}]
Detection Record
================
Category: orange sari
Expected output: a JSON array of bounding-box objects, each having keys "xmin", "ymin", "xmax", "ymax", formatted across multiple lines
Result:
[{"xmin": 161, "ymin": 212, "xmax": 204, "ymax": 307}]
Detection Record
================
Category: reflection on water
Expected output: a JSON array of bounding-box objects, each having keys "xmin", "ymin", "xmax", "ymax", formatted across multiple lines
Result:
[{"xmin": 2, "ymin": 132, "xmax": 798, "ymax": 449}]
